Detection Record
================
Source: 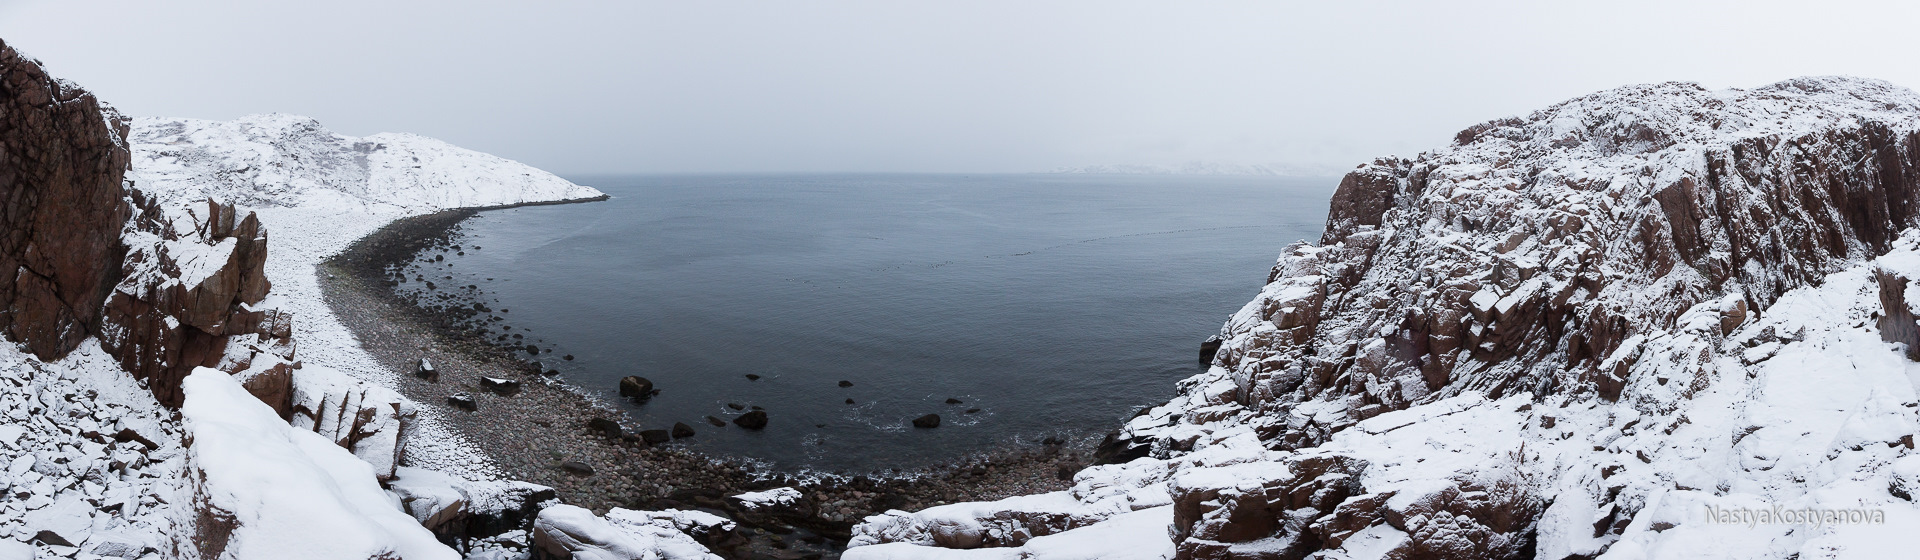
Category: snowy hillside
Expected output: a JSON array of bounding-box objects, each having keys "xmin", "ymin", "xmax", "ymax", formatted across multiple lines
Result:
[
  {"xmin": 849, "ymin": 77, "xmax": 1920, "ymax": 559},
  {"xmin": 129, "ymin": 113, "xmax": 602, "ymax": 216}
]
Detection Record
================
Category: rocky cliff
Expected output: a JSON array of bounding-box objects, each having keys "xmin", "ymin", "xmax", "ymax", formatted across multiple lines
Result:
[
  {"xmin": 850, "ymin": 77, "xmax": 1920, "ymax": 559},
  {"xmin": 0, "ymin": 40, "xmax": 132, "ymax": 362}
]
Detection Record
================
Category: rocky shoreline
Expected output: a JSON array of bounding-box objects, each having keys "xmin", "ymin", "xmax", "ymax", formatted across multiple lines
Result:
[{"xmin": 318, "ymin": 203, "xmax": 1087, "ymax": 558}]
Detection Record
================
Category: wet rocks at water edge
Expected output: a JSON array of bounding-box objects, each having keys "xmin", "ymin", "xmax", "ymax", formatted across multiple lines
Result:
[
  {"xmin": 945, "ymin": 397, "xmax": 963, "ymax": 404},
  {"xmin": 837, "ymin": 380, "xmax": 853, "ymax": 388},
  {"xmin": 447, "ymin": 393, "xmax": 477, "ymax": 411},
  {"xmin": 912, "ymin": 414, "xmax": 941, "ymax": 428},
  {"xmin": 586, "ymin": 417, "xmax": 621, "ymax": 439},
  {"xmin": 734, "ymin": 410, "xmax": 769, "ymax": 429},
  {"xmin": 705, "ymin": 415, "xmax": 726, "ymax": 427},
  {"xmin": 618, "ymin": 375, "xmax": 656, "ymax": 401},
  {"xmin": 640, "ymin": 429, "xmax": 671, "ymax": 445},
  {"xmin": 744, "ymin": 374, "xmax": 760, "ymax": 381},
  {"xmin": 672, "ymin": 422, "xmax": 696, "ymax": 439},
  {"xmin": 415, "ymin": 358, "xmax": 438, "ymax": 382}
]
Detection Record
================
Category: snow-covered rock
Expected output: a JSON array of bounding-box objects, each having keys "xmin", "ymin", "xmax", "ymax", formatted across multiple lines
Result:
[
  {"xmin": 727, "ymin": 487, "xmax": 802, "ymax": 511},
  {"xmin": 288, "ymin": 364, "xmax": 417, "ymax": 481},
  {"xmin": 389, "ymin": 466, "xmax": 556, "ymax": 544},
  {"xmin": 530, "ymin": 505, "xmax": 720, "ymax": 560},
  {"xmin": 852, "ymin": 76, "xmax": 1920, "ymax": 559},
  {"xmin": 180, "ymin": 366, "xmax": 456, "ymax": 559}
]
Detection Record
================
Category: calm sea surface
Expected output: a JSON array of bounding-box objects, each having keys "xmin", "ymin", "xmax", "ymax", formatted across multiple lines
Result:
[{"xmin": 395, "ymin": 174, "xmax": 1334, "ymax": 473}]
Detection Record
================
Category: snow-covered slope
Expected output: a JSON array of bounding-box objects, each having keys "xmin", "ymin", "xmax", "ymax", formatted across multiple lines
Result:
[{"xmin": 851, "ymin": 77, "xmax": 1920, "ymax": 559}]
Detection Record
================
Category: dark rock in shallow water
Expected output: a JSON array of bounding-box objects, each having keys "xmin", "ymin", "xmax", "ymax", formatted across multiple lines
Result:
[
  {"xmin": 586, "ymin": 418, "xmax": 621, "ymax": 439},
  {"xmin": 416, "ymin": 358, "xmax": 438, "ymax": 382},
  {"xmin": 744, "ymin": 374, "xmax": 760, "ymax": 381},
  {"xmin": 560, "ymin": 461, "xmax": 594, "ymax": 476},
  {"xmin": 945, "ymin": 398, "xmax": 963, "ymax": 404},
  {"xmin": 750, "ymin": 405, "xmax": 763, "ymax": 411},
  {"xmin": 524, "ymin": 344, "xmax": 539, "ymax": 355},
  {"xmin": 640, "ymin": 429, "xmax": 671, "ymax": 445},
  {"xmin": 845, "ymin": 398, "xmax": 855, "ymax": 405},
  {"xmin": 447, "ymin": 394, "xmax": 477, "ymax": 411},
  {"xmin": 965, "ymin": 408, "xmax": 980, "ymax": 414},
  {"xmin": 726, "ymin": 403, "xmax": 745, "ymax": 411},
  {"xmin": 563, "ymin": 354, "xmax": 574, "ymax": 360},
  {"xmin": 912, "ymin": 414, "xmax": 941, "ymax": 428},
  {"xmin": 705, "ymin": 416, "xmax": 726, "ymax": 427},
  {"xmin": 838, "ymin": 380, "xmax": 853, "ymax": 388},
  {"xmin": 480, "ymin": 376, "xmax": 519, "ymax": 396},
  {"xmin": 618, "ymin": 376, "xmax": 654, "ymax": 400},
  {"xmin": 672, "ymin": 422, "xmax": 696, "ymax": 439},
  {"xmin": 733, "ymin": 410, "xmax": 769, "ymax": 429}
]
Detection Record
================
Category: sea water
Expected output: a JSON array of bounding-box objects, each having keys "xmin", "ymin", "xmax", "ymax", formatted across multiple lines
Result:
[{"xmin": 395, "ymin": 173, "xmax": 1334, "ymax": 472}]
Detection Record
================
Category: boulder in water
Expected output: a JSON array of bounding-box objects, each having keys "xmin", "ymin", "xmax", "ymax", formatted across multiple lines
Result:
[
  {"xmin": 618, "ymin": 376, "xmax": 654, "ymax": 400},
  {"xmin": 733, "ymin": 410, "xmax": 769, "ymax": 430},
  {"xmin": 912, "ymin": 414, "xmax": 941, "ymax": 428}
]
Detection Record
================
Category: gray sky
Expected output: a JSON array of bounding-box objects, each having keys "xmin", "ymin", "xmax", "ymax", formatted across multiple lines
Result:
[{"xmin": 3, "ymin": 1, "xmax": 1916, "ymax": 175}]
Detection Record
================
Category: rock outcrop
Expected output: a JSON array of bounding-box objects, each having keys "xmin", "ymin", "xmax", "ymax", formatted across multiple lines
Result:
[
  {"xmin": 101, "ymin": 195, "xmax": 293, "ymax": 408},
  {"xmin": 0, "ymin": 39, "xmax": 133, "ymax": 362}
]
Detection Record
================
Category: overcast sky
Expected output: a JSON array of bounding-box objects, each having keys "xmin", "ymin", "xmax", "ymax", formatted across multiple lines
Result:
[{"xmin": 2, "ymin": 1, "xmax": 1916, "ymax": 175}]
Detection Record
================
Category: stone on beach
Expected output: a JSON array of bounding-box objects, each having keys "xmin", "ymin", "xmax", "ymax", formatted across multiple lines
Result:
[
  {"xmin": 480, "ymin": 376, "xmax": 520, "ymax": 396},
  {"xmin": 672, "ymin": 422, "xmax": 696, "ymax": 439},
  {"xmin": 587, "ymin": 417, "xmax": 622, "ymax": 439}
]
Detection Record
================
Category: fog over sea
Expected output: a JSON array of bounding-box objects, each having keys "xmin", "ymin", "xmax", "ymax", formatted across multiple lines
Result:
[{"xmin": 394, "ymin": 174, "xmax": 1334, "ymax": 472}]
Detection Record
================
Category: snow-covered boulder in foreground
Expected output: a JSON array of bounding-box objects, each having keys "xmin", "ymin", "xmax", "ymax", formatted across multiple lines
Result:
[
  {"xmin": 852, "ymin": 77, "xmax": 1920, "ymax": 559},
  {"xmin": 530, "ymin": 505, "xmax": 720, "ymax": 560},
  {"xmin": 389, "ymin": 466, "xmax": 557, "ymax": 545},
  {"xmin": 180, "ymin": 366, "xmax": 456, "ymax": 559}
]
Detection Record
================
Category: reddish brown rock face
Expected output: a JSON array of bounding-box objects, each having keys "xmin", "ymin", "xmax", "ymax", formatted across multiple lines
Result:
[
  {"xmin": 0, "ymin": 40, "xmax": 133, "ymax": 361},
  {"xmin": 101, "ymin": 197, "xmax": 288, "ymax": 407}
]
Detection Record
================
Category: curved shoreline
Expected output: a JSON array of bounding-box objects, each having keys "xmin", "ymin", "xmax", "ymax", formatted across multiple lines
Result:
[{"xmin": 317, "ymin": 199, "xmax": 1086, "ymax": 556}]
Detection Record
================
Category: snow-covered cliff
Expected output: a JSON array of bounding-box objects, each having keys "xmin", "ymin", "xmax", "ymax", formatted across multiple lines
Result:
[{"xmin": 849, "ymin": 77, "xmax": 1920, "ymax": 559}]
